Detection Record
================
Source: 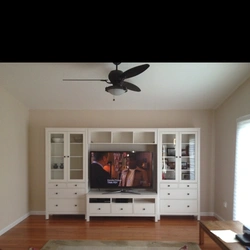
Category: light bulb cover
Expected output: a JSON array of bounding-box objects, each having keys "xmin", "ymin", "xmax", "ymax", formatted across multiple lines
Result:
[{"xmin": 105, "ymin": 86, "xmax": 127, "ymax": 96}]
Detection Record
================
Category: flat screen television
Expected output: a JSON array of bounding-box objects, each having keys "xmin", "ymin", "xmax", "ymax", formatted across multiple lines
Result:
[{"xmin": 89, "ymin": 151, "xmax": 154, "ymax": 193}]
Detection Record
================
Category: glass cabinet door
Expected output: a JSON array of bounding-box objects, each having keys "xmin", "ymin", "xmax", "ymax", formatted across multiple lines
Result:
[
  {"xmin": 161, "ymin": 133, "xmax": 177, "ymax": 181},
  {"xmin": 180, "ymin": 133, "xmax": 196, "ymax": 181},
  {"xmin": 68, "ymin": 133, "xmax": 84, "ymax": 180},
  {"xmin": 50, "ymin": 133, "xmax": 65, "ymax": 180}
]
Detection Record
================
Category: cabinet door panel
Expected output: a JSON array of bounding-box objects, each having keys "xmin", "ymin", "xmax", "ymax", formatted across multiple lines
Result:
[
  {"xmin": 48, "ymin": 199, "xmax": 85, "ymax": 212},
  {"xmin": 180, "ymin": 132, "xmax": 197, "ymax": 182},
  {"xmin": 159, "ymin": 189, "xmax": 197, "ymax": 199},
  {"xmin": 48, "ymin": 189, "xmax": 86, "ymax": 198},
  {"xmin": 160, "ymin": 200, "xmax": 197, "ymax": 213},
  {"xmin": 160, "ymin": 183, "xmax": 178, "ymax": 189},
  {"xmin": 68, "ymin": 133, "xmax": 85, "ymax": 181},
  {"xmin": 67, "ymin": 183, "xmax": 85, "ymax": 188},
  {"xmin": 89, "ymin": 203, "xmax": 111, "ymax": 214},
  {"xmin": 48, "ymin": 183, "xmax": 67, "ymax": 188},
  {"xmin": 111, "ymin": 204, "xmax": 133, "ymax": 214},
  {"xmin": 49, "ymin": 133, "xmax": 66, "ymax": 181},
  {"xmin": 134, "ymin": 203, "xmax": 155, "ymax": 214}
]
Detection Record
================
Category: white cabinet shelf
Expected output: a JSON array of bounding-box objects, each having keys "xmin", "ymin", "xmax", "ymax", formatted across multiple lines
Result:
[{"xmin": 88, "ymin": 129, "xmax": 157, "ymax": 144}]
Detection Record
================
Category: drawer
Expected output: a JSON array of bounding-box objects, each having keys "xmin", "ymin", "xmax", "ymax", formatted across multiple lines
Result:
[
  {"xmin": 48, "ymin": 183, "xmax": 67, "ymax": 188},
  {"xmin": 179, "ymin": 183, "xmax": 197, "ymax": 189},
  {"xmin": 160, "ymin": 183, "xmax": 178, "ymax": 189},
  {"xmin": 48, "ymin": 199, "xmax": 85, "ymax": 212},
  {"xmin": 134, "ymin": 203, "xmax": 155, "ymax": 214},
  {"xmin": 160, "ymin": 189, "xmax": 197, "ymax": 199},
  {"xmin": 111, "ymin": 203, "xmax": 133, "ymax": 214},
  {"xmin": 89, "ymin": 203, "xmax": 111, "ymax": 214},
  {"xmin": 48, "ymin": 189, "xmax": 86, "ymax": 198},
  {"xmin": 160, "ymin": 200, "xmax": 197, "ymax": 213},
  {"xmin": 67, "ymin": 183, "xmax": 85, "ymax": 188}
]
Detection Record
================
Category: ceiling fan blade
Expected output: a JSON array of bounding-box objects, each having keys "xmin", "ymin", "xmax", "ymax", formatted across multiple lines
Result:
[
  {"xmin": 123, "ymin": 81, "xmax": 141, "ymax": 92},
  {"xmin": 120, "ymin": 64, "xmax": 150, "ymax": 80},
  {"xmin": 63, "ymin": 79, "xmax": 108, "ymax": 82}
]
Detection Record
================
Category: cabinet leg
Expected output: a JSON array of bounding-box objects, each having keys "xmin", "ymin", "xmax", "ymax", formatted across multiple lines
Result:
[{"xmin": 199, "ymin": 224, "xmax": 204, "ymax": 245}]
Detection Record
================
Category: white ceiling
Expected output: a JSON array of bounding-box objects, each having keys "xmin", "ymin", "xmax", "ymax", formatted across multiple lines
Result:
[{"xmin": 1, "ymin": 62, "xmax": 250, "ymax": 110}]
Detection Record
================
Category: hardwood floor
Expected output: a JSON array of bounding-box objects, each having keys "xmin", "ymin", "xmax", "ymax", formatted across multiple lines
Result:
[{"xmin": 0, "ymin": 215, "xmax": 220, "ymax": 250}]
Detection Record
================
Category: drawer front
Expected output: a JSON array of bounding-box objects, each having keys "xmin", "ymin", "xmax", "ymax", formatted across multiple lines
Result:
[
  {"xmin": 134, "ymin": 203, "xmax": 155, "ymax": 214},
  {"xmin": 89, "ymin": 203, "xmax": 111, "ymax": 214},
  {"xmin": 160, "ymin": 189, "xmax": 197, "ymax": 199},
  {"xmin": 48, "ymin": 183, "xmax": 67, "ymax": 188},
  {"xmin": 160, "ymin": 200, "xmax": 197, "ymax": 213},
  {"xmin": 48, "ymin": 189, "xmax": 86, "ymax": 198},
  {"xmin": 160, "ymin": 183, "xmax": 178, "ymax": 189},
  {"xmin": 111, "ymin": 203, "xmax": 133, "ymax": 214},
  {"xmin": 179, "ymin": 183, "xmax": 197, "ymax": 189},
  {"xmin": 67, "ymin": 183, "xmax": 85, "ymax": 188},
  {"xmin": 48, "ymin": 199, "xmax": 85, "ymax": 212}
]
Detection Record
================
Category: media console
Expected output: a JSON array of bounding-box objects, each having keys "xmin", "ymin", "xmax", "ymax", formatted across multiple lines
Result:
[
  {"xmin": 45, "ymin": 127, "xmax": 200, "ymax": 221},
  {"xmin": 86, "ymin": 190, "xmax": 158, "ymax": 222}
]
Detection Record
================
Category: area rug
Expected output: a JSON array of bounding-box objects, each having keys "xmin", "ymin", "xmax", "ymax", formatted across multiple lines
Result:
[{"xmin": 41, "ymin": 240, "xmax": 201, "ymax": 250}]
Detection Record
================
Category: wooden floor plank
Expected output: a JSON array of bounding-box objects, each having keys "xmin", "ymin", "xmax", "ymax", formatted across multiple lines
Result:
[{"xmin": 0, "ymin": 215, "xmax": 221, "ymax": 250}]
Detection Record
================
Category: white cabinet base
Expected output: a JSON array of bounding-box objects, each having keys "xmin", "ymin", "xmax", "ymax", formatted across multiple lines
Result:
[{"xmin": 86, "ymin": 191, "xmax": 158, "ymax": 222}]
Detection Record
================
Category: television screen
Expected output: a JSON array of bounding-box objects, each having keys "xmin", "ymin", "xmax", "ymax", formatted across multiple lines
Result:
[{"xmin": 89, "ymin": 151, "xmax": 153, "ymax": 190}]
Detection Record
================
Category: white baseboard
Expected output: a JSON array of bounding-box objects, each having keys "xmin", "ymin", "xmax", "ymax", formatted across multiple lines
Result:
[
  {"xmin": 29, "ymin": 211, "xmax": 45, "ymax": 215},
  {"xmin": 0, "ymin": 212, "xmax": 30, "ymax": 236},
  {"xmin": 200, "ymin": 211, "xmax": 215, "ymax": 216}
]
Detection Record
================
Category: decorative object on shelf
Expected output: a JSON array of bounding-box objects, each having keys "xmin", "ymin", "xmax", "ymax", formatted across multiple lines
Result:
[
  {"xmin": 182, "ymin": 162, "xmax": 188, "ymax": 169},
  {"xmin": 182, "ymin": 149, "xmax": 187, "ymax": 156},
  {"xmin": 52, "ymin": 138, "xmax": 64, "ymax": 143},
  {"xmin": 60, "ymin": 163, "xmax": 64, "ymax": 169},
  {"xmin": 167, "ymin": 148, "xmax": 175, "ymax": 156},
  {"xmin": 169, "ymin": 162, "xmax": 175, "ymax": 169},
  {"xmin": 53, "ymin": 164, "xmax": 58, "ymax": 169},
  {"xmin": 162, "ymin": 145, "xmax": 167, "ymax": 156},
  {"xmin": 73, "ymin": 136, "xmax": 82, "ymax": 143}
]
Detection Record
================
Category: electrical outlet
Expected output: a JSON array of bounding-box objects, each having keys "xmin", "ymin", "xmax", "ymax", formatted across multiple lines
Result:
[{"xmin": 223, "ymin": 201, "xmax": 227, "ymax": 208}]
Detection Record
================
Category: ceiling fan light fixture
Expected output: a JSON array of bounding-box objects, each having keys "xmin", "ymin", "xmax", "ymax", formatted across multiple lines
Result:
[{"xmin": 105, "ymin": 86, "xmax": 127, "ymax": 96}]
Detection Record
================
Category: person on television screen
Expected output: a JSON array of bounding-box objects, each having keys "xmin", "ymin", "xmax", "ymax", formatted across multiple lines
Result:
[
  {"xmin": 90, "ymin": 152, "xmax": 111, "ymax": 188},
  {"xmin": 103, "ymin": 161, "xmax": 112, "ymax": 175},
  {"xmin": 119, "ymin": 156, "xmax": 150, "ymax": 187}
]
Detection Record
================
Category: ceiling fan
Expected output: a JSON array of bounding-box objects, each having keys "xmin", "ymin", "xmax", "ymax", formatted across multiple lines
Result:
[{"xmin": 63, "ymin": 62, "xmax": 150, "ymax": 96}]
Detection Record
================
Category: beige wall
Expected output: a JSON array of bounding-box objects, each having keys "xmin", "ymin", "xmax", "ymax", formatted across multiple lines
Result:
[
  {"xmin": 214, "ymin": 77, "xmax": 250, "ymax": 220},
  {"xmin": 0, "ymin": 87, "xmax": 29, "ymax": 233},
  {"xmin": 29, "ymin": 109, "xmax": 214, "ymax": 214}
]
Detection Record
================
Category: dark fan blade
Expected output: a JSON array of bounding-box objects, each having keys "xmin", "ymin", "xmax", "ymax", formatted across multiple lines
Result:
[
  {"xmin": 123, "ymin": 81, "xmax": 141, "ymax": 92},
  {"xmin": 63, "ymin": 79, "xmax": 108, "ymax": 82},
  {"xmin": 120, "ymin": 64, "xmax": 150, "ymax": 80}
]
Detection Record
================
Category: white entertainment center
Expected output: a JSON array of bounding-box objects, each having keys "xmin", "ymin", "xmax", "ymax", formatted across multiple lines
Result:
[{"xmin": 45, "ymin": 128, "xmax": 200, "ymax": 221}]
